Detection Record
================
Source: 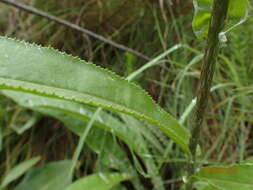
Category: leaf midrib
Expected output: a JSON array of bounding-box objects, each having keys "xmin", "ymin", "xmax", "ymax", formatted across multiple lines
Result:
[
  {"xmin": 0, "ymin": 76, "xmax": 186, "ymax": 148},
  {"xmin": 0, "ymin": 76, "xmax": 140, "ymax": 113}
]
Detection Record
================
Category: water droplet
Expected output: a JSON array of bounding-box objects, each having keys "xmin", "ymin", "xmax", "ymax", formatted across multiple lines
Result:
[{"xmin": 4, "ymin": 54, "xmax": 9, "ymax": 58}]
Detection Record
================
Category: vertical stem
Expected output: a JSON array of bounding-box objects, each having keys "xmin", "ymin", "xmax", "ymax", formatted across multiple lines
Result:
[
  {"xmin": 188, "ymin": 0, "xmax": 230, "ymax": 184},
  {"xmin": 69, "ymin": 108, "xmax": 102, "ymax": 180}
]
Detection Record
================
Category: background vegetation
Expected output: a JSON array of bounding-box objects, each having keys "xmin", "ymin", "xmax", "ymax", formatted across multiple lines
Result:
[{"xmin": 0, "ymin": 0, "xmax": 252, "ymax": 189}]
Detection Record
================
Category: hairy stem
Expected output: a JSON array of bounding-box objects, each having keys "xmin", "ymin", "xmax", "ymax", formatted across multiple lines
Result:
[{"xmin": 187, "ymin": 0, "xmax": 230, "ymax": 186}]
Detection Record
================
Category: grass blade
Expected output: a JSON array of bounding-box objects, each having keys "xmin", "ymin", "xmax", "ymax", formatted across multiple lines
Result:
[
  {"xmin": 64, "ymin": 173, "xmax": 130, "ymax": 190},
  {"xmin": 1, "ymin": 156, "xmax": 41, "ymax": 188},
  {"xmin": 14, "ymin": 160, "xmax": 72, "ymax": 190}
]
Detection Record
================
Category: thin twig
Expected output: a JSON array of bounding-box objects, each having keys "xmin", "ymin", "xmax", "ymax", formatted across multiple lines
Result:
[{"xmin": 0, "ymin": 0, "xmax": 150, "ymax": 61}]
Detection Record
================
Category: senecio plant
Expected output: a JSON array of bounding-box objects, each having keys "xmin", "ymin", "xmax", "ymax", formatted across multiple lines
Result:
[{"xmin": 0, "ymin": 0, "xmax": 252, "ymax": 189}]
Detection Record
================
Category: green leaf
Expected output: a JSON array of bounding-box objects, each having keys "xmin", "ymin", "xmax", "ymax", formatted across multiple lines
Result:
[
  {"xmin": 192, "ymin": 0, "xmax": 213, "ymax": 38},
  {"xmin": 14, "ymin": 160, "xmax": 71, "ymax": 190},
  {"xmin": 1, "ymin": 90, "xmax": 150, "ymax": 155},
  {"xmin": 47, "ymin": 108, "xmax": 144, "ymax": 189},
  {"xmin": 0, "ymin": 36, "xmax": 190, "ymax": 154},
  {"xmin": 1, "ymin": 156, "xmax": 41, "ymax": 188},
  {"xmin": 226, "ymin": 0, "xmax": 250, "ymax": 33},
  {"xmin": 193, "ymin": 164, "xmax": 253, "ymax": 190},
  {"xmin": 1, "ymin": 90, "xmax": 157, "ymax": 190},
  {"xmin": 194, "ymin": 181, "xmax": 216, "ymax": 190},
  {"xmin": 0, "ymin": 90, "xmax": 149, "ymax": 190},
  {"xmin": 243, "ymin": 157, "xmax": 253, "ymax": 164},
  {"xmin": 192, "ymin": 0, "xmax": 249, "ymax": 38},
  {"xmin": 64, "ymin": 173, "xmax": 130, "ymax": 190},
  {"xmin": 228, "ymin": 0, "xmax": 249, "ymax": 18}
]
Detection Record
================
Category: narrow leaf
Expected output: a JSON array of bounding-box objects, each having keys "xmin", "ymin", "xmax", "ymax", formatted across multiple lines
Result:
[
  {"xmin": 194, "ymin": 182, "xmax": 216, "ymax": 190},
  {"xmin": 0, "ymin": 37, "xmax": 190, "ymax": 154},
  {"xmin": 1, "ymin": 156, "xmax": 41, "ymax": 187},
  {"xmin": 14, "ymin": 160, "xmax": 72, "ymax": 190},
  {"xmin": 194, "ymin": 164, "xmax": 253, "ymax": 190},
  {"xmin": 64, "ymin": 173, "xmax": 130, "ymax": 190}
]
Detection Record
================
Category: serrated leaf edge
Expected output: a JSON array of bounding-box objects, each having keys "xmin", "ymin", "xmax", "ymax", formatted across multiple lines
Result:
[{"xmin": 0, "ymin": 36, "xmax": 190, "ymax": 154}]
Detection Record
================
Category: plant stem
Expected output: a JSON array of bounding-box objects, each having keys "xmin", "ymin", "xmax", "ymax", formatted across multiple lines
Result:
[
  {"xmin": 187, "ymin": 0, "xmax": 230, "ymax": 185},
  {"xmin": 69, "ymin": 108, "xmax": 102, "ymax": 180}
]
